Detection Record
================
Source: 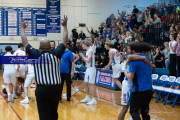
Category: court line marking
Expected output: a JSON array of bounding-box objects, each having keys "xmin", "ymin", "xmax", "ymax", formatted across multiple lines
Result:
[
  {"xmin": 78, "ymin": 89, "xmax": 162, "ymax": 120},
  {"xmin": 0, "ymin": 91, "xmax": 22, "ymax": 120}
]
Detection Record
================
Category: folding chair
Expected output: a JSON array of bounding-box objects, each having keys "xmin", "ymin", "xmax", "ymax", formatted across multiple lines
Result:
[
  {"xmin": 152, "ymin": 74, "xmax": 159, "ymax": 90},
  {"xmin": 172, "ymin": 77, "xmax": 180, "ymax": 107},
  {"xmin": 155, "ymin": 75, "xmax": 169, "ymax": 103},
  {"xmin": 163, "ymin": 76, "xmax": 176, "ymax": 105}
]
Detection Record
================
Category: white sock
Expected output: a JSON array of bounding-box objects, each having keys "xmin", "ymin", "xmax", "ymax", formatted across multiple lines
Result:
[
  {"xmin": 92, "ymin": 97, "xmax": 96, "ymax": 101},
  {"xmin": 86, "ymin": 95, "xmax": 89, "ymax": 98},
  {"xmin": 74, "ymin": 87, "xmax": 77, "ymax": 90},
  {"xmin": 8, "ymin": 93, "xmax": 11, "ymax": 96},
  {"xmin": 13, "ymin": 91, "xmax": 16, "ymax": 94}
]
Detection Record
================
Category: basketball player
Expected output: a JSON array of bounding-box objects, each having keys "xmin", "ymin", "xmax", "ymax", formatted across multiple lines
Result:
[
  {"xmin": 13, "ymin": 43, "xmax": 26, "ymax": 99},
  {"xmin": 63, "ymin": 52, "xmax": 80, "ymax": 97},
  {"xmin": 3, "ymin": 46, "xmax": 17, "ymax": 103},
  {"xmin": 102, "ymin": 41, "xmax": 122, "ymax": 89},
  {"xmin": 118, "ymin": 52, "xmax": 150, "ymax": 120},
  {"xmin": 79, "ymin": 40, "xmax": 97, "ymax": 105},
  {"xmin": 20, "ymin": 62, "xmax": 35, "ymax": 104}
]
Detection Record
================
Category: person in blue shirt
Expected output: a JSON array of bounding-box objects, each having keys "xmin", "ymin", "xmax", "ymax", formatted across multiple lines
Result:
[
  {"xmin": 124, "ymin": 42, "xmax": 153, "ymax": 120},
  {"xmin": 59, "ymin": 45, "xmax": 75, "ymax": 101},
  {"xmin": 105, "ymin": 28, "xmax": 111, "ymax": 39}
]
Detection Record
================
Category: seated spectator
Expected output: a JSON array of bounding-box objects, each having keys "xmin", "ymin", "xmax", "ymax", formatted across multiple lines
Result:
[
  {"xmin": 111, "ymin": 33, "xmax": 117, "ymax": 43},
  {"xmin": 76, "ymin": 42, "xmax": 82, "ymax": 52},
  {"xmin": 97, "ymin": 54, "xmax": 109, "ymax": 68},
  {"xmin": 79, "ymin": 30, "xmax": 86, "ymax": 40},
  {"xmin": 95, "ymin": 54, "xmax": 101, "ymax": 67},
  {"xmin": 161, "ymin": 13, "xmax": 169, "ymax": 23},
  {"xmin": 69, "ymin": 42, "xmax": 78, "ymax": 54},
  {"xmin": 118, "ymin": 32, "xmax": 125, "ymax": 43},
  {"xmin": 153, "ymin": 47, "xmax": 163, "ymax": 68},
  {"xmin": 91, "ymin": 27, "xmax": 99, "ymax": 38},
  {"xmin": 123, "ymin": 31, "xmax": 132, "ymax": 49},
  {"xmin": 90, "ymin": 40, "xmax": 96, "ymax": 54},
  {"xmin": 112, "ymin": 27, "xmax": 119, "ymax": 38}
]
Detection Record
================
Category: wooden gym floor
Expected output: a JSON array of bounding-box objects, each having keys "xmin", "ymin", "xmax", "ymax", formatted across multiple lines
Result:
[{"xmin": 0, "ymin": 71, "xmax": 180, "ymax": 120}]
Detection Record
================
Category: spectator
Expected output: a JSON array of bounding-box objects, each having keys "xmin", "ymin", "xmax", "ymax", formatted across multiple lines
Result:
[
  {"xmin": 155, "ymin": 9, "xmax": 162, "ymax": 18},
  {"xmin": 161, "ymin": 3, "xmax": 167, "ymax": 16},
  {"xmin": 67, "ymin": 38, "xmax": 71, "ymax": 46},
  {"xmin": 153, "ymin": 48, "xmax": 163, "ymax": 68},
  {"xmin": 119, "ymin": 42, "xmax": 123, "ymax": 52},
  {"xmin": 72, "ymin": 29, "xmax": 78, "ymax": 46},
  {"xmin": 110, "ymin": 14, "xmax": 116, "ymax": 21},
  {"xmin": 123, "ymin": 31, "xmax": 131, "ymax": 49},
  {"xmin": 133, "ymin": 5, "xmax": 139, "ymax": 13},
  {"xmin": 112, "ymin": 27, "xmax": 119, "ymax": 38},
  {"xmin": 167, "ymin": 4, "xmax": 174, "ymax": 15},
  {"xmin": 111, "ymin": 33, "xmax": 117, "ymax": 43},
  {"xmin": 86, "ymin": 27, "xmax": 95, "ymax": 40},
  {"xmin": 97, "ymin": 54, "xmax": 108, "ymax": 68},
  {"xmin": 96, "ymin": 37, "xmax": 103, "ymax": 54},
  {"xmin": 118, "ymin": 9, "xmax": 126, "ymax": 17},
  {"xmin": 174, "ymin": 33, "xmax": 180, "ymax": 77},
  {"xmin": 160, "ymin": 42, "xmax": 170, "ymax": 68},
  {"xmin": 106, "ymin": 18, "xmax": 111, "ymax": 27},
  {"xmin": 99, "ymin": 23, "xmax": 104, "ymax": 35},
  {"xmin": 122, "ymin": 15, "xmax": 136, "ymax": 29},
  {"xmin": 150, "ymin": 6, "xmax": 156, "ymax": 18},
  {"xmin": 91, "ymin": 27, "xmax": 99, "ymax": 38},
  {"xmin": 137, "ymin": 10, "xmax": 143, "ymax": 26},
  {"xmin": 161, "ymin": 13, "xmax": 169, "ymax": 23},
  {"xmin": 105, "ymin": 28, "xmax": 111, "ymax": 39},
  {"xmin": 169, "ymin": 13, "xmax": 179, "ymax": 24},
  {"xmin": 165, "ymin": 34, "xmax": 177, "ymax": 76},
  {"xmin": 149, "ymin": 46, "xmax": 155, "ymax": 64},
  {"xmin": 69, "ymin": 42, "xmax": 78, "ymax": 54},
  {"xmin": 79, "ymin": 30, "xmax": 86, "ymax": 40},
  {"xmin": 151, "ymin": 14, "xmax": 161, "ymax": 28},
  {"xmin": 90, "ymin": 40, "xmax": 96, "ymax": 54},
  {"xmin": 76, "ymin": 42, "xmax": 82, "ymax": 52}
]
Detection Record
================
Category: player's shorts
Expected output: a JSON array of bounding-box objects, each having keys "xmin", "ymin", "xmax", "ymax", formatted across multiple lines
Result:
[
  {"xmin": 24, "ymin": 73, "xmax": 35, "ymax": 88},
  {"xmin": 121, "ymin": 80, "xmax": 133, "ymax": 105},
  {"xmin": 17, "ymin": 68, "xmax": 25, "ymax": 77},
  {"xmin": 112, "ymin": 64, "xmax": 122, "ymax": 78},
  {"xmin": 84, "ymin": 67, "xmax": 96, "ymax": 84},
  {"xmin": 3, "ymin": 70, "xmax": 17, "ymax": 84}
]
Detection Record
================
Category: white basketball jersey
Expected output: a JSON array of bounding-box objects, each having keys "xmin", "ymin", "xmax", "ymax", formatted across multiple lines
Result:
[
  {"xmin": 85, "ymin": 48, "xmax": 95, "ymax": 68},
  {"xmin": 124, "ymin": 65, "xmax": 133, "ymax": 83},
  {"xmin": 110, "ymin": 48, "xmax": 121, "ymax": 65},
  {"xmin": 28, "ymin": 64, "xmax": 34, "ymax": 74},
  {"xmin": 3, "ymin": 53, "xmax": 16, "ymax": 71},
  {"xmin": 13, "ymin": 49, "xmax": 26, "ymax": 69}
]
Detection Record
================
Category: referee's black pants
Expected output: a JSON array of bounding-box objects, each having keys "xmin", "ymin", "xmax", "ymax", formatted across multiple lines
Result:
[
  {"xmin": 59, "ymin": 73, "xmax": 72, "ymax": 100},
  {"xmin": 130, "ymin": 90, "xmax": 153, "ymax": 120},
  {"xmin": 35, "ymin": 84, "xmax": 61, "ymax": 120}
]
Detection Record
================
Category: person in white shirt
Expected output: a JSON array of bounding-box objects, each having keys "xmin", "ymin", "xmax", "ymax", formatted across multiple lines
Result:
[
  {"xmin": 102, "ymin": 41, "xmax": 122, "ymax": 89},
  {"xmin": 90, "ymin": 40, "xmax": 96, "ymax": 54},
  {"xmin": 20, "ymin": 62, "xmax": 35, "ymax": 104},
  {"xmin": 3, "ymin": 46, "xmax": 17, "ymax": 103},
  {"xmin": 165, "ymin": 34, "xmax": 177, "ymax": 76},
  {"xmin": 79, "ymin": 40, "xmax": 97, "ymax": 105},
  {"xmin": 13, "ymin": 43, "xmax": 26, "ymax": 99}
]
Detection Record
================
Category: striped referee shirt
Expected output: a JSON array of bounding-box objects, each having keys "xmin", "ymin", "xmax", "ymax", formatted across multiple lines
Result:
[{"xmin": 26, "ymin": 43, "xmax": 65, "ymax": 85}]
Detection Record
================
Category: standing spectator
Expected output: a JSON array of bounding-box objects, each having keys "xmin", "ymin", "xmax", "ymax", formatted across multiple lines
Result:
[
  {"xmin": 90, "ymin": 40, "xmax": 96, "ymax": 54},
  {"xmin": 91, "ymin": 27, "xmax": 99, "ymax": 38},
  {"xmin": 72, "ymin": 29, "xmax": 78, "ymax": 46},
  {"xmin": 122, "ymin": 15, "xmax": 136, "ymax": 29},
  {"xmin": 167, "ymin": 4, "xmax": 174, "ymax": 16},
  {"xmin": 153, "ymin": 48, "xmax": 163, "ymax": 68},
  {"xmin": 161, "ymin": 13, "xmax": 169, "ymax": 23},
  {"xmin": 86, "ymin": 27, "xmax": 95, "ymax": 40},
  {"xmin": 174, "ymin": 33, "xmax": 180, "ymax": 77},
  {"xmin": 155, "ymin": 9, "xmax": 162, "ymax": 18},
  {"xmin": 112, "ymin": 27, "xmax": 119, "ymax": 39},
  {"xmin": 133, "ymin": 5, "xmax": 139, "ymax": 13},
  {"xmin": 160, "ymin": 42, "xmax": 170, "ymax": 68},
  {"xmin": 165, "ymin": 34, "xmax": 177, "ymax": 76},
  {"xmin": 150, "ymin": 6, "xmax": 156, "ymax": 19},
  {"xmin": 110, "ymin": 14, "xmax": 116, "ymax": 21},
  {"xmin": 96, "ymin": 37, "xmax": 103, "ymax": 54},
  {"xmin": 137, "ymin": 10, "xmax": 143, "ymax": 26},
  {"xmin": 79, "ymin": 30, "xmax": 86, "ymax": 40},
  {"xmin": 161, "ymin": 3, "xmax": 167, "ymax": 16},
  {"xmin": 69, "ymin": 42, "xmax": 78, "ymax": 54},
  {"xmin": 20, "ymin": 15, "xmax": 68, "ymax": 120},
  {"xmin": 99, "ymin": 23, "xmax": 104, "ymax": 35}
]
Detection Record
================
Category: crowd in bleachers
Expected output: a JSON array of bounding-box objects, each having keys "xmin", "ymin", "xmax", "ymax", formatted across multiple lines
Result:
[{"xmin": 67, "ymin": 3, "xmax": 180, "ymax": 77}]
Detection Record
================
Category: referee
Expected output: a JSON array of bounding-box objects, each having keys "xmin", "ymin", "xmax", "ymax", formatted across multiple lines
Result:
[{"xmin": 20, "ymin": 15, "xmax": 68, "ymax": 120}]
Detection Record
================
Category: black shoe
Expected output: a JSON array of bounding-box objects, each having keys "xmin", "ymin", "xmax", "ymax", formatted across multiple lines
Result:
[{"xmin": 67, "ymin": 97, "xmax": 71, "ymax": 101}]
